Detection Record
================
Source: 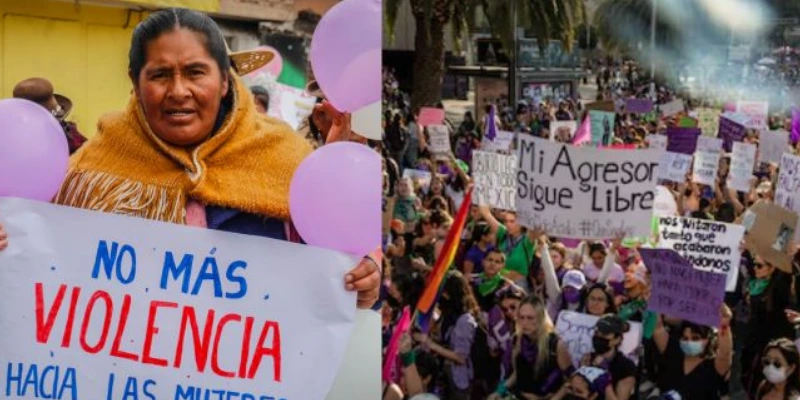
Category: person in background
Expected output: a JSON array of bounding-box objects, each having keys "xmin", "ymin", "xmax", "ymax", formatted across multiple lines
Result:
[
  {"xmin": 754, "ymin": 338, "xmax": 800, "ymax": 400},
  {"xmin": 13, "ymin": 77, "xmax": 87, "ymax": 154},
  {"xmin": 582, "ymin": 314, "xmax": 636, "ymax": 400},
  {"xmin": 249, "ymin": 85, "xmax": 270, "ymax": 114},
  {"xmin": 552, "ymin": 366, "xmax": 614, "ymax": 400}
]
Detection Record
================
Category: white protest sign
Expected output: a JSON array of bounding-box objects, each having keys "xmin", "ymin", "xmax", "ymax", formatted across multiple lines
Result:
[
  {"xmin": 482, "ymin": 130, "xmax": 515, "ymax": 153},
  {"xmin": 0, "ymin": 198, "xmax": 357, "ymax": 400},
  {"xmin": 776, "ymin": 153, "xmax": 800, "ymax": 217},
  {"xmin": 656, "ymin": 216, "xmax": 745, "ymax": 291},
  {"xmin": 427, "ymin": 125, "xmax": 451, "ymax": 157},
  {"xmin": 555, "ymin": 311, "xmax": 642, "ymax": 368},
  {"xmin": 697, "ymin": 136, "xmax": 723, "ymax": 152},
  {"xmin": 658, "ymin": 152, "xmax": 692, "ymax": 183},
  {"xmin": 728, "ymin": 142, "xmax": 757, "ymax": 192},
  {"xmin": 759, "ymin": 131, "xmax": 790, "ymax": 164},
  {"xmin": 550, "ymin": 121, "xmax": 578, "ymax": 143},
  {"xmin": 279, "ymin": 90, "xmax": 317, "ymax": 131},
  {"xmin": 472, "ymin": 151, "xmax": 517, "ymax": 211},
  {"xmin": 647, "ymin": 135, "xmax": 667, "ymax": 151},
  {"xmin": 516, "ymin": 136, "xmax": 662, "ymax": 239},
  {"xmin": 403, "ymin": 169, "xmax": 433, "ymax": 194},
  {"xmin": 660, "ymin": 99, "xmax": 684, "ymax": 118},
  {"xmin": 654, "ymin": 185, "xmax": 678, "ymax": 217},
  {"xmin": 693, "ymin": 150, "xmax": 721, "ymax": 186},
  {"xmin": 736, "ymin": 100, "xmax": 769, "ymax": 130}
]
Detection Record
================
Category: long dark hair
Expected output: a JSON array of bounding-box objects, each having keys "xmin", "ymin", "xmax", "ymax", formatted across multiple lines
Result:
[
  {"xmin": 579, "ymin": 283, "xmax": 618, "ymax": 315},
  {"xmin": 129, "ymin": 8, "xmax": 230, "ymax": 80},
  {"xmin": 440, "ymin": 271, "xmax": 481, "ymax": 335},
  {"xmin": 758, "ymin": 338, "xmax": 800, "ymax": 400},
  {"xmin": 680, "ymin": 321, "xmax": 717, "ymax": 358}
]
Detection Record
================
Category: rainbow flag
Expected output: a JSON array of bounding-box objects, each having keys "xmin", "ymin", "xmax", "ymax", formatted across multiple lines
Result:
[{"xmin": 415, "ymin": 188, "xmax": 473, "ymax": 314}]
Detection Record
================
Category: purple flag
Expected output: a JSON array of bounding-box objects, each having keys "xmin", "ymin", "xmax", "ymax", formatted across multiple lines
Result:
[
  {"xmin": 665, "ymin": 127, "xmax": 701, "ymax": 155},
  {"xmin": 792, "ymin": 107, "xmax": 800, "ymax": 144},
  {"xmin": 485, "ymin": 105, "xmax": 497, "ymax": 141},
  {"xmin": 639, "ymin": 249, "xmax": 726, "ymax": 328},
  {"xmin": 625, "ymin": 98, "xmax": 654, "ymax": 114}
]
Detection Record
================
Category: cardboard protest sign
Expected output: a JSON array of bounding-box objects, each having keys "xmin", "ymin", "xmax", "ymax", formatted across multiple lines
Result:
[
  {"xmin": 677, "ymin": 116, "xmax": 699, "ymax": 128},
  {"xmin": 586, "ymin": 101, "xmax": 616, "ymax": 113},
  {"xmin": 693, "ymin": 149, "xmax": 721, "ymax": 186},
  {"xmin": 0, "ymin": 198, "xmax": 357, "ymax": 400},
  {"xmin": 472, "ymin": 151, "xmax": 517, "ymax": 211},
  {"xmin": 647, "ymin": 135, "xmax": 667, "ymax": 151},
  {"xmin": 516, "ymin": 136, "xmax": 661, "ymax": 239},
  {"xmin": 728, "ymin": 142, "xmax": 757, "ymax": 192},
  {"xmin": 403, "ymin": 169, "xmax": 433, "ymax": 194},
  {"xmin": 639, "ymin": 249, "xmax": 725, "ymax": 327},
  {"xmin": 665, "ymin": 127, "xmax": 701, "ymax": 155},
  {"xmin": 660, "ymin": 99, "xmax": 684, "ymax": 118},
  {"xmin": 697, "ymin": 108, "xmax": 722, "ymax": 137},
  {"xmin": 656, "ymin": 216, "xmax": 745, "ymax": 291},
  {"xmin": 625, "ymin": 98, "xmax": 654, "ymax": 114},
  {"xmin": 589, "ymin": 111, "xmax": 616, "ymax": 146},
  {"xmin": 719, "ymin": 114, "xmax": 748, "ymax": 152},
  {"xmin": 482, "ymin": 130, "xmax": 515, "ymax": 153},
  {"xmin": 418, "ymin": 107, "xmax": 445, "ymax": 127},
  {"xmin": 550, "ymin": 121, "xmax": 578, "ymax": 143},
  {"xmin": 427, "ymin": 125, "xmax": 451, "ymax": 157},
  {"xmin": 759, "ymin": 131, "xmax": 790, "ymax": 165},
  {"xmin": 555, "ymin": 311, "xmax": 642, "ymax": 367},
  {"xmin": 742, "ymin": 202, "xmax": 798, "ymax": 273},
  {"xmin": 658, "ymin": 152, "xmax": 693, "ymax": 183},
  {"xmin": 736, "ymin": 100, "xmax": 769, "ymax": 130}
]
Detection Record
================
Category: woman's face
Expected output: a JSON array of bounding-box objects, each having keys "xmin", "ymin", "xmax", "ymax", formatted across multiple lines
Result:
[
  {"xmin": 764, "ymin": 348, "xmax": 795, "ymax": 379},
  {"xmin": 500, "ymin": 298, "xmax": 519, "ymax": 321},
  {"xmin": 754, "ymin": 256, "xmax": 775, "ymax": 280},
  {"xmin": 483, "ymin": 252, "xmax": 505, "ymax": 277},
  {"xmin": 586, "ymin": 288, "xmax": 609, "ymax": 316},
  {"xmin": 431, "ymin": 179, "xmax": 443, "ymax": 194},
  {"xmin": 504, "ymin": 213, "xmax": 521, "ymax": 236},
  {"xmin": 435, "ymin": 222, "xmax": 451, "ymax": 239},
  {"xmin": 517, "ymin": 303, "xmax": 539, "ymax": 335},
  {"xmin": 397, "ymin": 180, "xmax": 412, "ymax": 198},
  {"xmin": 590, "ymin": 250, "xmax": 605, "ymax": 267},
  {"xmin": 567, "ymin": 376, "xmax": 593, "ymax": 400},
  {"xmin": 550, "ymin": 249, "xmax": 564, "ymax": 268},
  {"xmin": 133, "ymin": 28, "xmax": 229, "ymax": 146}
]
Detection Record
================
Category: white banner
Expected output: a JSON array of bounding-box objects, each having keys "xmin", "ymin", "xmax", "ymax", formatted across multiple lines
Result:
[
  {"xmin": 427, "ymin": 125, "xmax": 451, "ymax": 156},
  {"xmin": 658, "ymin": 152, "xmax": 692, "ymax": 183},
  {"xmin": 736, "ymin": 101, "xmax": 769, "ymax": 130},
  {"xmin": 693, "ymin": 150, "xmax": 721, "ymax": 186},
  {"xmin": 403, "ymin": 169, "xmax": 433, "ymax": 194},
  {"xmin": 656, "ymin": 216, "xmax": 744, "ymax": 291},
  {"xmin": 660, "ymin": 99, "xmax": 684, "ymax": 118},
  {"xmin": 728, "ymin": 142, "xmax": 757, "ymax": 192},
  {"xmin": 647, "ymin": 135, "xmax": 667, "ymax": 151},
  {"xmin": 472, "ymin": 151, "xmax": 517, "ymax": 211},
  {"xmin": 482, "ymin": 130, "xmax": 515, "ymax": 153},
  {"xmin": 697, "ymin": 136, "xmax": 723, "ymax": 152},
  {"xmin": 555, "ymin": 311, "xmax": 642, "ymax": 368},
  {"xmin": 516, "ymin": 136, "xmax": 661, "ymax": 239},
  {"xmin": 550, "ymin": 121, "xmax": 578, "ymax": 143},
  {"xmin": 0, "ymin": 198, "xmax": 357, "ymax": 400},
  {"xmin": 776, "ymin": 153, "xmax": 800, "ymax": 215},
  {"xmin": 759, "ymin": 131, "xmax": 790, "ymax": 165}
]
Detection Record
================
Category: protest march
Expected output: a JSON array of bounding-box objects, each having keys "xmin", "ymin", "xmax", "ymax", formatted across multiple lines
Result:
[{"xmin": 380, "ymin": 1, "xmax": 800, "ymax": 399}]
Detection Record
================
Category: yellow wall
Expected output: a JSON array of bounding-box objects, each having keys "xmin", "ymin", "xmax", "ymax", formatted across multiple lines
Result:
[{"xmin": 0, "ymin": 0, "xmax": 149, "ymax": 136}]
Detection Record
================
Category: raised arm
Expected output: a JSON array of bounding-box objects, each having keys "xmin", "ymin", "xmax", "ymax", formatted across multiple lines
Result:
[
  {"xmin": 653, "ymin": 313, "xmax": 669, "ymax": 355},
  {"xmin": 715, "ymin": 305, "xmax": 734, "ymax": 377},
  {"xmin": 539, "ymin": 237, "xmax": 563, "ymax": 302},
  {"xmin": 479, "ymin": 205, "xmax": 502, "ymax": 234},
  {"xmin": 598, "ymin": 237, "xmax": 621, "ymax": 284}
]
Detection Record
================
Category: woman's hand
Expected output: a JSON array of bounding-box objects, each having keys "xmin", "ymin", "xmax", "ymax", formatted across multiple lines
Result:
[
  {"xmin": 318, "ymin": 101, "xmax": 366, "ymax": 145},
  {"xmin": 0, "ymin": 222, "xmax": 6, "ymax": 251},
  {"xmin": 346, "ymin": 249, "xmax": 381, "ymax": 309},
  {"xmin": 399, "ymin": 332, "xmax": 413, "ymax": 354}
]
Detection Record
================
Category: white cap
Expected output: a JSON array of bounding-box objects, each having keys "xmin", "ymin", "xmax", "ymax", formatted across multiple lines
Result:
[{"xmin": 563, "ymin": 270, "xmax": 587, "ymax": 290}]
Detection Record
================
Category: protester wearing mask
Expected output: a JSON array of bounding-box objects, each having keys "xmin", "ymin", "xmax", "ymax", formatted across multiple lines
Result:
[
  {"xmin": 581, "ymin": 314, "xmax": 636, "ymax": 400},
  {"xmin": 652, "ymin": 306, "xmax": 733, "ymax": 400},
  {"xmin": 541, "ymin": 237, "xmax": 587, "ymax": 319},
  {"xmin": 552, "ymin": 367, "xmax": 614, "ymax": 400},
  {"xmin": 755, "ymin": 338, "xmax": 800, "ymax": 400}
]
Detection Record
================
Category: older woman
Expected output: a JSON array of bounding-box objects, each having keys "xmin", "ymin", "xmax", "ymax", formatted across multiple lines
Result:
[{"xmin": 0, "ymin": 8, "xmax": 379, "ymax": 308}]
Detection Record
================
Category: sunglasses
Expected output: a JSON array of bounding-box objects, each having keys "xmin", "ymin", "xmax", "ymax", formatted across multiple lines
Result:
[
  {"xmin": 763, "ymin": 358, "xmax": 784, "ymax": 369},
  {"xmin": 754, "ymin": 262, "xmax": 769, "ymax": 269}
]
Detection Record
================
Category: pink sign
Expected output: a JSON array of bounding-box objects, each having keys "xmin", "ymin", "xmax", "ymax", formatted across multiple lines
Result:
[{"xmin": 418, "ymin": 107, "xmax": 445, "ymax": 127}]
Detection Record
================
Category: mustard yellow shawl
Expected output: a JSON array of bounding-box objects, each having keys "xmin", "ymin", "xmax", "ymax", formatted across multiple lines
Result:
[{"xmin": 54, "ymin": 75, "xmax": 313, "ymax": 223}]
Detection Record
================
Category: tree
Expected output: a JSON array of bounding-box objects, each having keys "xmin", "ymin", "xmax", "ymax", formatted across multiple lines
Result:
[{"xmin": 384, "ymin": 0, "xmax": 586, "ymax": 111}]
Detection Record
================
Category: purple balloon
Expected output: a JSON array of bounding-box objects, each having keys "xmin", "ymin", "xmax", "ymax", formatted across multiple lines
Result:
[
  {"xmin": 289, "ymin": 142, "xmax": 381, "ymax": 256},
  {"xmin": 310, "ymin": 0, "xmax": 381, "ymax": 112},
  {"xmin": 0, "ymin": 99, "xmax": 69, "ymax": 201}
]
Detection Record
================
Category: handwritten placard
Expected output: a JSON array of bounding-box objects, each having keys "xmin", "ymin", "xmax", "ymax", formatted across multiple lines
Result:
[
  {"xmin": 736, "ymin": 100, "xmax": 769, "ymax": 130},
  {"xmin": 589, "ymin": 111, "xmax": 616, "ymax": 146},
  {"xmin": 472, "ymin": 150, "xmax": 517, "ymax": 211},
  {"xmin": 660, "ymin": 99, "xmax": 684, "ymax": 118},
  {"xmin": 427, "ymin": 125, "xmax": 451, "ymax": 157},
  {"xmin": 647, "ymin": 135, "xmax": 667, "ymax": 151},
  {"xmin": 697, "ymin": 108, "xmax": 721, "ymax": 137},
  {"xmin": 625, "ymin": 98, "xmax": 653, "ymax": 114},
  {"xmin": 666, "ymin": 127, "xmax": 700, "ymax": 155},
  {"xmin": 482, "ymin": 130, "xmax": 515, "ymax": 153},
  {"xmin": 759, "ymin": 131, "xmax": 790, "ymax": 165},
  {"xmin": 0, "ymin": 198, "xmax": 357, "ymax": 400},
  {"xmin": 515, "ymin": 136, "xmax": 661, "ymax": 239},
  {"xmin": 418, "ymin": 107, "xmax": 445, "ymax": 127},
  {"xmin": 550, "ymin": 121, "xmax": 578, "ymax": 143},
  {"xmin": 555, "ymin": 311, "xmax": 642, "ymax": 368},
  {"xmin": 775, "ymin": 153, "xmax": 800, "ymax": 239},
  {"xmin": 693, "ymin": 149, "xmax": 721, "ymax": 186},
  {"xmin": 728, "ymin": 142, "xmax": 757, "ymax": 192},
  {"xmin": 656, "ymin": 216, "xmax": 745, "ymax": 292},
  {"xmin": 719, "ymin": 114, "xmax": 747, "ymax": 152},
  {"xmin": 639, "ymin": 249, "xmax": 725, "ymax": 327},
  {"xmin": 697, "ymin": 136, "xmax": 723, "ymax": 152},
  {"xmin": 403, "ymin": 169, "xmax": 433, "ymax": 194},
  {"xmin": 743, "ymin": 202, "xmax": 799, "ymax": 273},
  {"xmin": 659, "ymin": 152, "xmax": 692, "ymax": 183}
]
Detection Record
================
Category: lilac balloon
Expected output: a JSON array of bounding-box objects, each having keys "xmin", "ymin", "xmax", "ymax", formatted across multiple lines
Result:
[
  {"xmin": 0, "ymin": 99, "xmax": 69, "ymax": 201},
  {"xmin": 310, "ymin": 0, "xmax": 381, "ymax": 112},
  {"xmin": 289, "ymin": 142, "xmax": 381, "ymax": 256}
]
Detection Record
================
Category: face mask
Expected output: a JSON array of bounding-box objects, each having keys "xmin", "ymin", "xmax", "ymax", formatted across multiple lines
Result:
[
  {"xmin": 763, "ymin": 364, "xmax": 788, "ymax": 384},
  {"xmin": 679, "ymin": 340, "xmax": 704, "ymax": 357},
  {"xmin": 592, "ymin": 336, "xmax": 611, "ymax": 354},
  {"xmin": 563, "ymin": 290, "xmax": 582, "ymax": 304}
]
